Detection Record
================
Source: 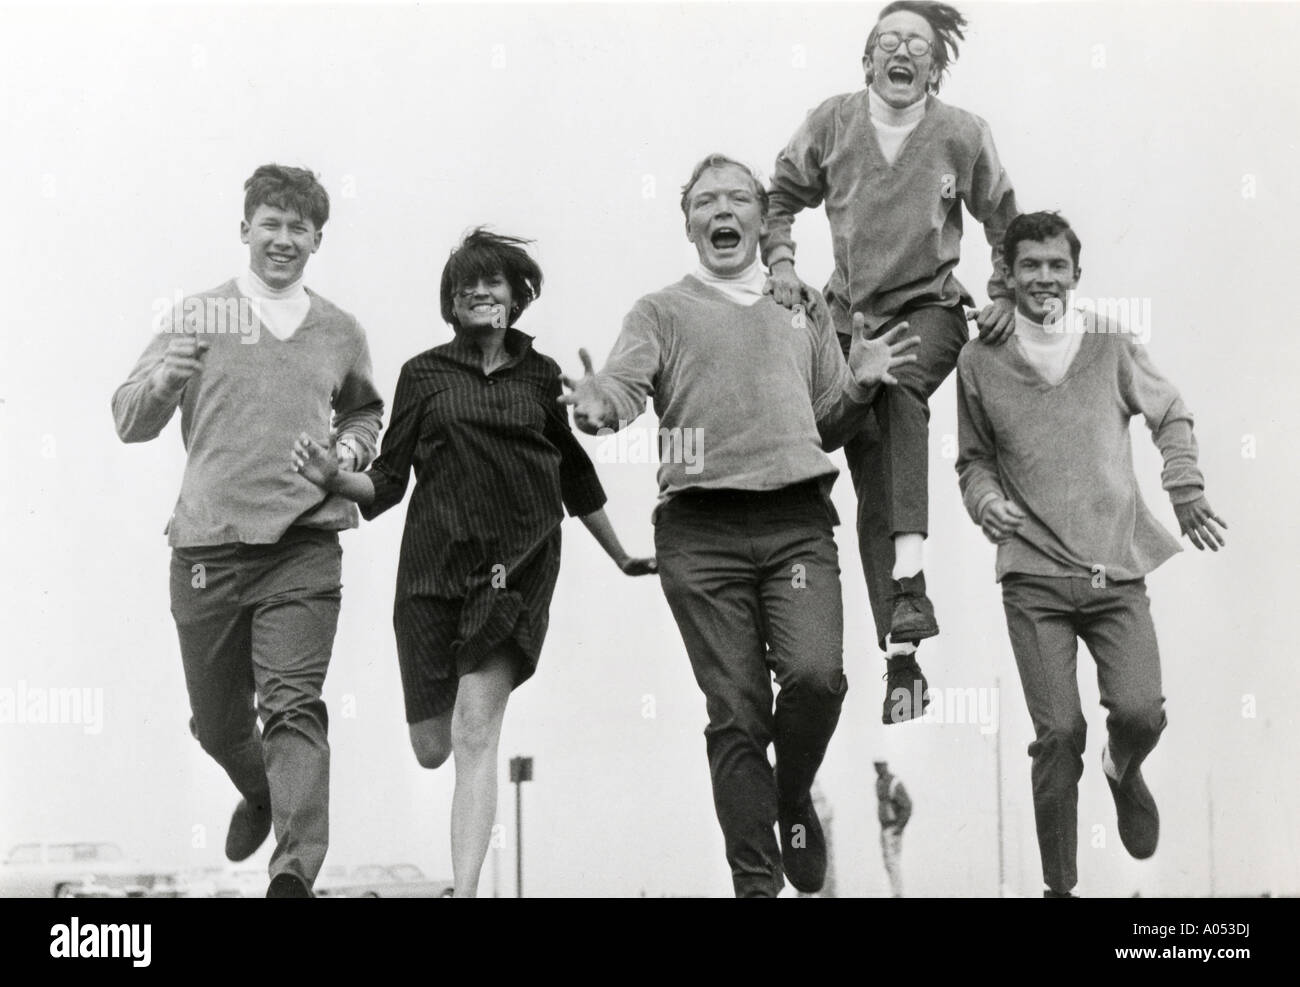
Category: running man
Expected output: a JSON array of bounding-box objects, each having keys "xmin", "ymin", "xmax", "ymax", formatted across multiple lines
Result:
[
  {"xmin": 560, "ymin": 153, "xmax": 918, "ymax": 897},
  {"xmin": 763, "ymin": 1, "xmax": 1020, "ymax": 723},
  {"xmin": 113, "ymin": 164, "xmax": 383, "ymax": 897},
  {"xmin": 955, "ymin": 211, "xmax": 1227, "ymax": 897}
]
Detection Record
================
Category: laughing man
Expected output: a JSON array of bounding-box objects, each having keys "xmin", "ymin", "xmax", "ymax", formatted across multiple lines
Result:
[{"xmin": 559, "ymin": 154, "xmax": 918, "ymax": 897}]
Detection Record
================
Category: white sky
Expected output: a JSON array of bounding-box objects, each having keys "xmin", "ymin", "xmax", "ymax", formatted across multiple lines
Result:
[{"xmin": 1, "ymin": 0, "xmax": 1297, "ymax": 898}]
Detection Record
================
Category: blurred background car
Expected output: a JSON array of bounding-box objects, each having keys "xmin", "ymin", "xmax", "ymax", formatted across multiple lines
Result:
[
  {"xmin": 0, "ymin": 841, "xmax": 179, "ymax": 898},
  {"xmin": 314, "ymin": 863, "xmax": 453, "ymax": 898}
]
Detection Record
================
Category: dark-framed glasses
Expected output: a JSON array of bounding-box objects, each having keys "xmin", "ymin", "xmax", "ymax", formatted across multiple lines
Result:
[{"xmin": 875, "ymin": 32, "xmax": 933, "ymax": 58}]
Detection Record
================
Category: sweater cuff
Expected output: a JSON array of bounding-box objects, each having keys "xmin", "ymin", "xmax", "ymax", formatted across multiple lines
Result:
[
  {"xmin": 766, "ymin": 247, "xmax": 796, "ymax": 270},
  {"xmin": 973, "ymin": 490, "xmax": 1002, "ymax": 520},
  {"xmin": 1168, "ymin": 484, "xmax": 1204, "ymax": 506}
]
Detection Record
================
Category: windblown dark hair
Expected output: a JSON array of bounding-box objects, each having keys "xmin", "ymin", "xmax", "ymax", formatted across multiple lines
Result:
[
  {"xmin": 1002, "ymin": 211, "xmax": 1082, "ymax": 271},
  {"xmin": 243, "ymin": 164, "xmax": 330, "ymax": 229},
  {"xmin": 865, "ymin": 2, "xmax": 968, "ymax": 92},
  {"xmin": 439, "ymin": 228, "xmax": 543, "ymax": 330}
]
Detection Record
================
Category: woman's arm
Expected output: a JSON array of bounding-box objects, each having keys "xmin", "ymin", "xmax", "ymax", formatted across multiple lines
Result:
[
  {"xmin": 578, "ymin": 508, "xmax": 656, "ymax": 575},
  {"xmin": 292, "ymin": 434, "xmax": 377, "ymax": 506}
]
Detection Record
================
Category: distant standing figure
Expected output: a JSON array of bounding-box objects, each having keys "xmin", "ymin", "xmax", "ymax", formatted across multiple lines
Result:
[{"xmin": 875, "ymin": 759, "xmax": 911, "ymax": 897}]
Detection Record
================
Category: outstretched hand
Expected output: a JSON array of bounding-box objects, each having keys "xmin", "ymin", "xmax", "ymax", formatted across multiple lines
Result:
[
  {"xmin": 291, "ymin": 432, "xmax": 339, "ymax": 491},
  {"xmin": 1174, "ymin": 496, "xmax": 1227, "ymax": 551},
  {"xmin": 847, "ymin": 313, "xmax": 920, "ymax": 388},
  {"xmin": 558, "ymin": 348, "xmax": 613, "ymax": 435}
]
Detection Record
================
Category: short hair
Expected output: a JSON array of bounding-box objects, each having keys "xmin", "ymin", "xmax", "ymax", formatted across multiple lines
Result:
[
  {"xmin": 679, "ymin": 154, "xmax": 769, "ymax": 219},
  {"xmin": 1002, "ymin": 211, "xmax": 1083, "ymax": 272},
  {"xmin": 243, "ymin": 164, "xmax": 330, "ymax": 229},
  {"xmin": 439, "ymin": 227, "xmax": 543, "ymax": 331},
  {"xmin": 865, "ymin": 1, "xmax": 968, "ymax": 92}
]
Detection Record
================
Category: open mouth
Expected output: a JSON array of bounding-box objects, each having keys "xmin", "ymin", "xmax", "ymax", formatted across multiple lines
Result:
[
  {"xmin": 267, "ymin": 253, "xmax": 295, "ymax": 264},
  {"xmin": 710, "ymin": 227, "xmax": 741, "ymax": 249},
  {"xmin": 886, "ymin": 65, "xmax": 915, "ymax": 85}
]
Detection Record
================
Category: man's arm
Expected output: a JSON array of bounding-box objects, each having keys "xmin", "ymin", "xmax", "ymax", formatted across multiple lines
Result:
[
  {"xmin": 763, "ymin": 106, "xmax": 832, "ymax": 308},
  {"xmin": 956, "ymin": 358, "xmax": 1026, "ymax": 543},
  {"xmin": 330, "ymin": 330, "xmax": 384, "ymax": 470},
  {"xmin": 559, "ymin": 302, "xmax": 664, "ymax": 435},
  {"xmin": 1119, "ymin": 341, "xmax": 1226, "ymax": 550},
  {"xmin": 813, "ymin": 311, "xmax": 920, "ymax": 451},
  {"xmin": 892, "ymin": 780, "xmax": 912, "ymax": 830},
  {"xmin": 965, "ymin": 119, "xmax": 1020, "ymax": 343},
  {"xmin": 112, "ymin": 324, "xmax": 210, "ymax": 443}
]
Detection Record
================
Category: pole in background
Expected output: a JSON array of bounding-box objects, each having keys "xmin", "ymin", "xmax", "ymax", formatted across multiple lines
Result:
[{"xmin": 509, "ymin": 756, "xmax": 533, "ymax": 898}]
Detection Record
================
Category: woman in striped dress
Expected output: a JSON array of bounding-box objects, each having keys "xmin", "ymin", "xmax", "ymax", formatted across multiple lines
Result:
[{"xmin": 293, "ymin": 229, "xmax": 654, "ymax": 896}]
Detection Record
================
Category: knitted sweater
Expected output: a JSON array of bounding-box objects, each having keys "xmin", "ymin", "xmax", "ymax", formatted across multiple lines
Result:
[
  {"xmin": 112, "ymin": 279, "xmax": 383, "ymax": 546},
  {"xmin": 955, "ymin": 323, "xmax": 1204, "ymax": 581},
  {"xmin": 764, "ymin": 91, "xmax": 1018, "ymax": 334},
  {"xmin": 593, "ymin": 275, "xmax": 874, "ymax": 504}
]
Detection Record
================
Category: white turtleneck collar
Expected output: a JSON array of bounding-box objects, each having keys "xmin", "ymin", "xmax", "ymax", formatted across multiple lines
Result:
[
  {"xmin": 238, "ymin": 268, "xmax": 306, "ymax": 301},
  {"xmin": 692, "ymin": 257, "xmax": 767, "ymax": 306},
  {"xmin": 868, "ymin": 87, "xmax": 927, "ymax": 129},
  {"xmin": 1014, "ymin": 305, "xmax": 1084, "ymax": 385},
  {"xmin": 236, "ymin": 268, "xmax": 311, "ymax": 339}
]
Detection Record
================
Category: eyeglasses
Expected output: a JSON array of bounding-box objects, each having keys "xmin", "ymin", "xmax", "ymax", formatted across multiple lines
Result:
[{"xmin": 874, "ymin": 32, "xmax": 933, "ymax": 58}]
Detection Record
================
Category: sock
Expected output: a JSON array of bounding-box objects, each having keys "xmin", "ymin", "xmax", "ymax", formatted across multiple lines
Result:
[
  {"xmin": 1101, "ymin": 740, "xmax": 1120, "ymax": 781},
  {"xmin": 886, "ymin": 636, "xmax": 917, "ymax": 660},
  {"xmin": 892, "ymin": 534, "xmax": 924, "ymax": 581}
]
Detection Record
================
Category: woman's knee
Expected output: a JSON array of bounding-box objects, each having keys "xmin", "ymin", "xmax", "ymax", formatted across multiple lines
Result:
[{"xmin": 409, "ymin": 717, "xmax": 452, "ymax": 769}]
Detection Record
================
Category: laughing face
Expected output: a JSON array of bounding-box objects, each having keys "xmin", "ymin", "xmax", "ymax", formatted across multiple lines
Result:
[
  {"xmin": 864, "ymin": 10, "xmax": 940, "ymax": 109},
  {"xmin": 1006, "ymin": 234, "xmax": 1081, "ymax": 324},
  {"xmin": 451, "ymin": 272, "xmax": 513, "ymax": 334},
  {"xmin": 240, "ymin": 204, "xmax": 321, "ymax": 289},
  {"xmin": 684, "ymin": 164, "xmax": 767, "ymax": 277}
]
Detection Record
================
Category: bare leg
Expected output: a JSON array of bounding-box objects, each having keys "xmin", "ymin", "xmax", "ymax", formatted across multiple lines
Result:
[{"xmin": 448, "ymin": 646, "xmax": 515, "ymax": 898}]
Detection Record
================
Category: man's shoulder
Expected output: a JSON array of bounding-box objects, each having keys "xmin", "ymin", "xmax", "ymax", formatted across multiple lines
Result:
[
  {"xmin": 628, "ymin": 276, "xmax": 701, "ymax": 316},
  {"xmin": 305, "ymin": 288, "xmax": 364, "ymax": 333},
  {"xmin": 957, "ymin": 336, "xmax": 1013, "ymax": 376},
  {"xmin": 798, "ymin": 90, "xmax": 865, "ymax": 132},
  {"xmin": 929, "ymin": 97, "xmax": 994, "ymax": 140}
]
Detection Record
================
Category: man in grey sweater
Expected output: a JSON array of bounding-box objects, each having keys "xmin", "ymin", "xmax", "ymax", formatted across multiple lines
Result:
[
  {"xmin": 113, "ymin": 164, "xmax": 383, "ymax": 898},
  {"xmin": 956, "ymin": 211, "xmax": 1226, "ymax": 897},
  {"xmin": 560, "ymin": 154, "xmax": 918, "ymax": 897}
]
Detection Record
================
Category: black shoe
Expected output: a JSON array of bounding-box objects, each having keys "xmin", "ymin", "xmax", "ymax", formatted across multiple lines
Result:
[
  {"xmin": 1043, "ymin": 888, "xmax": 1080, "ymax": 898},
  {"xmin": 890, "ymin": 573, "xmax": 939, "ymax": 644},
  {"xmin": 266, "ymin": 873, "xmax": 313, "ymax": 898},
  {"xmin": 882, "ymin": 654, "xmax": 930, "ymax": 725},
  {"xmin": 224, "ymin": 797, "xmax": 272, "ymax": 863},
  {"xmin": 1105, "ymin": 753, "xmax": 1160, "ymax": 860},
  {"xmin": 778, "ymin": 793, "xmax": 827, "ymax": 894}
]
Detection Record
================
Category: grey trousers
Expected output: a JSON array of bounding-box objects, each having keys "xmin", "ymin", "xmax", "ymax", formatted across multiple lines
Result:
[
  {"xmin": 1001, "ymin": 573, "xmax": 1166, "ymax": 894},
  {"xmin": 170, "ymin": 526, "xmax": 341, "ymax": 887}
]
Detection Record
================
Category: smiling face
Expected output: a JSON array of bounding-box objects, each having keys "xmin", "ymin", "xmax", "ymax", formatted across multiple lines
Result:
[
  {"xmin": 451, "ymin": 271, "xmax": 513, "ymax": 334},
  {"xmin": 684, "ymin": 164, "xmax": 767, "ymax": 277},
  {"xmin": 864, "ymin": 10, "xmax": 940, "ymax": 109},
  {"xmin": 240, "ymin": 204, "xmax": 321, "ymax": 289},
  {"xmin": 1006, "ymin": 234, "xmax": 1081, "ymax": 323}
]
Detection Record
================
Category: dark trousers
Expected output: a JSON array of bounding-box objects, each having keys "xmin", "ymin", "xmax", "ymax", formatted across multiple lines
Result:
[
  {"xmin": 169, "ymin": 527, "xmax": 342, "ymax": 886},
  {"xmin": 1001, "ymin": 574, "xmax": 1167, "ymax": 894},
  {"xmin": 654, "ymin": 481, "xmax": 848, "ymax": 897},
  {"xmin": 837, "ymin": 304, "xmax": 969, "ymax": 649}
]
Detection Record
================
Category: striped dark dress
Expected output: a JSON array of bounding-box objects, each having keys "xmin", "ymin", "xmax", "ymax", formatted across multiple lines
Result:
[{"xmin": 362, "ymin": 328, "xmax": 607, "ymax": 721}]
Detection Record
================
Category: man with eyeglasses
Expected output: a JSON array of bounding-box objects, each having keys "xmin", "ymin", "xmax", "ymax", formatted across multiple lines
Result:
[{"xmin": 762, "ymin": 1, "xmax": 1020, "ymax": 726}]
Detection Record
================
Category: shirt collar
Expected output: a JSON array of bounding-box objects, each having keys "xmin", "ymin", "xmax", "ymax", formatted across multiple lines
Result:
[{"xmin": 444, "ymin": 326, "xmax": 534, "ymax": 370}]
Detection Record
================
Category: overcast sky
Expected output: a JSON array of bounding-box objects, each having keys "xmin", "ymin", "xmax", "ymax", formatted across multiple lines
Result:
[{"xmin": 2, "ymin": 0, "xmax": 1297, "ymax": 897}]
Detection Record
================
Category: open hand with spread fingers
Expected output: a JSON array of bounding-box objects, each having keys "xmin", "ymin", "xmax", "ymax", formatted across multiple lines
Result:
[
  {"xmin": 557, "ymin": 348, "xmax": 614, "ymax": 434},
  {"xmin": 292, "ymin": 432, "xmax": 339, "ymax": 491},
  {"xmin": 847, "ymin": 313, "xmax": 921, "ymax": 388},
  {"xmin": 1174, "ymin": 496, "xmax": 1227, "ymax": 551}
]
